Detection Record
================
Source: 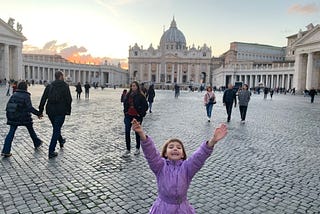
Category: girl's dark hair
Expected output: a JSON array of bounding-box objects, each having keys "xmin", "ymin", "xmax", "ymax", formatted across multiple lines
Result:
[
  {"xmin": 243, "ymin": 84, "xmax": 249, "ymax": 90},
  {"xmin": 17, "ymin": 81, "xmax": 28, "ymax": 90},
  {"xmin": 161, "ymin": 138, "xmax": 187, "ymax": 160},
  {"xmin": 206, "ymin": 86, "xmax": 212, "ymax": 91}
]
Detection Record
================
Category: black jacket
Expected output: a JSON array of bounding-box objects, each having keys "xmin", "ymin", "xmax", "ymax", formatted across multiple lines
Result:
[
  {"xmin": 223, "ymin": 89, "xmax": 237, "ymax": 105},
  {"xmin": 123, "ymin": 92, "xmax": 148, "ymax": 117},
  {"xmin": 6, "ymin": 90, "xmax": 40, "ymax": 126},
  {"xmin": 309, "ymin": 89, "xmax": 317, "ymax": 97},
  {"xmin": 39, "ymin": 80, "xmax": 72, "ymax": 116},
  {"xmin": 147, "ymin": 88, "xmax": 155, "ymax": 103}
]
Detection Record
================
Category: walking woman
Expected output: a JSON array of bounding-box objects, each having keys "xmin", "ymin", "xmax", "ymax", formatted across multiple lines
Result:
[
  {"xmin": 75, "ymin": 82, "xmax": 82, "ymax": 99},
  {"xmin": 122, "ymin": 81, "xmax": 148, "ymax": 157},
  {"xmin": 203, "ymin": 86, "xmax": 216, "ymax": 122},
  {"xmin": 238, "ymin": 84, "xmax": 251, "ymax": 124},
  {"xmin": 147, "ymin": 84, "xmax": 155, "ymax": 113},
  {"xmin": 2, "ymin": 81, "xmax": 43, "ymax": 157}
]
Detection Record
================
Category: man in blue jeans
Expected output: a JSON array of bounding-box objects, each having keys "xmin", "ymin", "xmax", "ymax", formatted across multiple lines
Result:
[{"xmin": 39, "ymin": 71, "xmax": 72, "ymax": 158}]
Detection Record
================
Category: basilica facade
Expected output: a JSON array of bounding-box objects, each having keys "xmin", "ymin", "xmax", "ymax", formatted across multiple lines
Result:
[{"xmin": 128, "ymin": 18, "xmax": 212, "ymax": 88}]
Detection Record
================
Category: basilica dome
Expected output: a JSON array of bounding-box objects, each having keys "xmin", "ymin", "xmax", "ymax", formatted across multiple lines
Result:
[{"xmin": 160, "ymin": 18, "xmax": 186, "ymax": 49}]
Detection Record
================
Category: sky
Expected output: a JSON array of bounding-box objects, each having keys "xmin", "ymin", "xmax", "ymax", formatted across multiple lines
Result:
[{"xmin": 1, "ymin": 0, "xmax": 320, "ymax": 65}]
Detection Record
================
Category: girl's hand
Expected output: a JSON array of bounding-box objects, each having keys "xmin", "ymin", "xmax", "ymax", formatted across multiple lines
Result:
[
  {"xmin": 208, "ymin": 123, "xmax": 228, "ymax": 147},
  {"xmin": 131, "ymin": 119, "xmax": 147, "ymax": 141},
  {"xmin": 131, "ymin": 118, "xmax": 142, "ymax": 133}
]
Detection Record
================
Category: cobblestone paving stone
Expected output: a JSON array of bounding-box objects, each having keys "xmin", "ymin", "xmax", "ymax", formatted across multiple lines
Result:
[{"xmin": 0, "ymin": 85, "xmax": 320, "ymax": 213}]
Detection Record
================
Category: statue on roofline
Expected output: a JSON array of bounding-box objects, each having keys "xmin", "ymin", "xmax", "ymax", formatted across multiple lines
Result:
[
  {"xmin": 8, "ymin": 18, "xmax": 15, "ymax": 28},
  {"xmin": 17, "ymin": 22, "xmax": 23, "ymax": 33}
]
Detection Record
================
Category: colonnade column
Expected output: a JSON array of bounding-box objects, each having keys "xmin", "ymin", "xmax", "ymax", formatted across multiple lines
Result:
[
  {"xmin": 306, "ymin": 52, "xmax": 313, "ymax": 90},
  {"xmin": 293, "ymin": 54, "xmax": 303, "ymax": 91},
  {"xmin": 16, "ymin": 46, "xmax": 23, "ymax": 80},
  {"xmin": 4, "ymin": 44, "xmax": 9, "ymax": 80}
]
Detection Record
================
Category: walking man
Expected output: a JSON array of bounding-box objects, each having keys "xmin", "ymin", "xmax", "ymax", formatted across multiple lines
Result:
[
  {"xmin": 39, "ymin": 71, "xmax": 72, "ymax": 158},
  {"xmin": 223, "ymin": 84, "xmax": 237, "ymax": 122},
  {"xmin": 309, "ymin": 87, "xmax": 317, "ymax": 103},
  {"xmin": 84, "ymin": 82, "xmax": 91, "ymax": 99}
]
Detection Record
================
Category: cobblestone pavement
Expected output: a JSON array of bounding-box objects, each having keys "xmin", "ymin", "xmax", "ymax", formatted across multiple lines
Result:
[{"xmin": 0, "ymin": 85, "xmax": 320, "ymax": 214}]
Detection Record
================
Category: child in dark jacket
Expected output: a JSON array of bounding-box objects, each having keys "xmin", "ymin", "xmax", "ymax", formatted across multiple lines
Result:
[
  {"xmin": 131, "ymin": 118, "xmax": 228, "ymax": 214},
  {"xmin": 2, "ymin": 81, "xmax": 43, "ymax": 157}
]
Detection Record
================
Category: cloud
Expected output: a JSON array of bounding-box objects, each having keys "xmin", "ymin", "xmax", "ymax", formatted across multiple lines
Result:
[
  {"xmin": 288, "ymin": 3, "xmax": 320, "ymax": 14},
  {"xmin": 23, "ymin": 40, "xmax": 128, "ymax": 69}
]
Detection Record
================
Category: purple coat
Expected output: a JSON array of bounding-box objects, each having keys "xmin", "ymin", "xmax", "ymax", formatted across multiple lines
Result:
[{"xmin": 141, "ymin": 136, "xmax": 213, "ymax": 214}]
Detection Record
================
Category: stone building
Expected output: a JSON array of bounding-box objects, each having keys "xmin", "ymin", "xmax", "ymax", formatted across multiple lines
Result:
[
  {"xmin": 0, "ymin": 18, "xmax": 25, "ymax": 81},
  {"xmin": 212, "ymin": 42, "xmax": 294, "ymax": 90},
  {"xmin": 128, "ymin": 18, "xmax": 212, "ymax": 88},
  {"xmin": 23, "ymin": 54, "xmax": 128, "ymax": 86},
  {"xmin": 212, "ymin": 24, "xmax": 320, "ymax": 92},
  {"xmin": 289, "ymin": 24, "xmax": 320, "ymax": 92}
]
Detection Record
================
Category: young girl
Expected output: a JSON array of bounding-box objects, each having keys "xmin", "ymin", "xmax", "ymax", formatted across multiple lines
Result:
[
  {"xmin": 238, "ymin": 84, "xmax": 251, "ymax": 124},
  {"xmin": 203, "ymin": 86, "xmax": 216, "ymax": 122},
  {"xmin": 131, "ymin": 119, "xmax": 228, "ymax": 213}
]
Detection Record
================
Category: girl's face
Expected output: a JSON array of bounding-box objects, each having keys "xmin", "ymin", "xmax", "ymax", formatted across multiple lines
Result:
[
  {"xmin": 131, "ymin": 83, "xmax": 138, "ymax": 91},
  {"xmin": 165, "ymin": 141, "xmax": 185, "ymax": 160}
]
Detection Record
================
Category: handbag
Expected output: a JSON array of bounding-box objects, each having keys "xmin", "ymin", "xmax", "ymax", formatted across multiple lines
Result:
[{"xmin": 207, "ymin": 94, "xmax": 216, "ymax": 105}]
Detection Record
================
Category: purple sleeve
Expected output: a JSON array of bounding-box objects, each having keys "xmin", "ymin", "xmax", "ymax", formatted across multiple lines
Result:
[
  {"xmin": 141, "ymin": 136, "xmax": 165, "ymax": 175},
  {"xmin": 185, "ymin": 141, "xmax": 214, "ymax": 179}
]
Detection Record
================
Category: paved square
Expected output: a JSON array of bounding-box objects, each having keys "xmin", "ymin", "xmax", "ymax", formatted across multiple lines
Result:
[{"xmin": 0, "ymin": 85, "xmax": 320, "ymax": 213}]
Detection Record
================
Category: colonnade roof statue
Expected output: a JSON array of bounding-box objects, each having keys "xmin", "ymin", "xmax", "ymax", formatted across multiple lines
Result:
[{"xmin": 0, "ymin": 17, "xmax": 26, "ymax": 41}]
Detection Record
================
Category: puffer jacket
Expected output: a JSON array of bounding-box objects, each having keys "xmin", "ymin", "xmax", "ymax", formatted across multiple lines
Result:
[
  {"xmin": 39, "ymin": 80, "xmax": 72, "ymax": 116},
  {"xmin": 6, "ymin": 89, "xmax": 40, "ymax": 126},
  {"xmin": 123, "ymin": 92, "xmax": 148, "ymax": 117}
]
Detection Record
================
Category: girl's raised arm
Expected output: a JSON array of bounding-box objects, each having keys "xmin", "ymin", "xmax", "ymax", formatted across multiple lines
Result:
[
  {"xmin": 132, "ymin": 119, "xmax": 164, "ymax": 175},
  {"xmin": 185, "ymin": 124, "xmax": 228, "ymax": 179}
]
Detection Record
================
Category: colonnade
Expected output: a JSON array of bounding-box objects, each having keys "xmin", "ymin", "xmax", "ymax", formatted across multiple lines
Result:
[
  {"xmin": 0, "ymin": 43, "xmax": 23, "ymax": 80},
  {"xmin": 228, "ymin": 73, "xmax": 293, "ymax": 89},
  {"xmin": 294, "ymin": 51, "xmax": 320, "ymax": 91}
]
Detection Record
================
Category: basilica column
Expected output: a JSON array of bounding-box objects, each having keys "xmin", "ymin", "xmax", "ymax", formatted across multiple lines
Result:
[{"xmin": 306, "ymin": 52, "xmax": 313, "ymax": 90}]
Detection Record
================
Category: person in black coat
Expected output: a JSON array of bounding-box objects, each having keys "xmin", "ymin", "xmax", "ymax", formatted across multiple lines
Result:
[
  {"xmin": 264, "ymin": 87, "xmax": 269, "ymax": 99},
  {"xmin": 75, "ymin": 82, "xmax": 82, "ymax": 99},
  {"xmin": 84, "ymin": 82, "xmax": 91, "ymax": 99},
  {"xmin": 146, "ymin": 84, "xmax": 155, "ymax": 113},
  {"xmin": 39, "ymin": 71, "xmax": 72, "ymax": 158},
  {"xmin": 1, "ymin": 81, "xmax": 43, "ymax": 157},
  {"xmin": 309, "ymin": 88, "xmax": 317, "ymax": 103},
  {"xmin": 122, "ymin": 81, "xmax": 148, "ymax": 157},
  {"xmin": 223, "ymin": 83, "xmax": 237, "ymax": 122}
]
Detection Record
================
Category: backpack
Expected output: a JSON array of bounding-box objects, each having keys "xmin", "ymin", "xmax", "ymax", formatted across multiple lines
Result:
[
  {"xmin": 48, "ymin": 84, "xmax": 62, "ymax": 103},
  {"xmin": 6, "ymin": 98, "xmax": 23, "ymax": 119}
]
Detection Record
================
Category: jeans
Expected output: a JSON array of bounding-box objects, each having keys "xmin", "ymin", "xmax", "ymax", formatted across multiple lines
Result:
[
  {"xmin": 124, "ymin": 115, "xmax": 143, "ymax": 151},
  {"xmin": 206, "ymin": 103, "xmax": 213, "ymax": 118},
  {"xmin": 76, "ymin": 92, "xmax": 81, "ymax": 99},
  {"xmin": 225, "ymin": 102, "xmax": 233, "ymax": 121},
  {"xmin": 311, "ymin": 95, "xmax": 315, "ymax": 103},
  {"xmin": 48, "ymin": 115, "xmax": 65, "ymax": 154},
  {"xmin": 239, "ymin": 106, "xmax": 248, "ymax": 121},
  {"xmin": 2, "ymin": 124, "xmax": 42, "ymax": 154},
  {"xmin": 149, "ymin": 102, "xmax": 153, "ymax": 112},
  {"xmin": 85, "ymin": 91, "xmax": 89, "ymax": 99}
]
